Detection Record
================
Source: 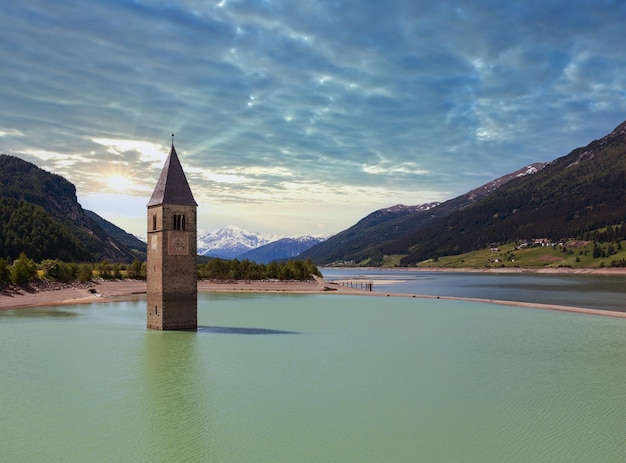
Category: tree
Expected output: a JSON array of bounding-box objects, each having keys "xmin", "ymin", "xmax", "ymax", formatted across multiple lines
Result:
[
  {"xmin": 97, "ymin": 260, "xmax": 112, "ymax": 279},
  {"xmin": 304, "ymin": 258, "xmax": 321, "ymax": 278},
  {"xmin": 593, "ymin": 244, "xmax": 603, "ymax": 258},
  {"xmin": 127, "ymin": 258, "xmax": 144, "ymax": 279},
  {"xmin": 112, "ymin": 263, "xmax": 122, "ymax": 279},
  {"xmin": 10, "ymin": 252, "xmax": 37, "ymax": 286},
  {"xmin": 266, "ymin": 261, "xmax": 279, "ymax": 279},
  {"xmin": 76, "ymin": 263, "xmax": 93, "ymax": 282},
  {"xmin": 40, "ymin": 259, "xmax": 72, "ymax": 282},
  {"xmin": 0, "ymin": 258, "xmax": 9, "ymax": 284}
]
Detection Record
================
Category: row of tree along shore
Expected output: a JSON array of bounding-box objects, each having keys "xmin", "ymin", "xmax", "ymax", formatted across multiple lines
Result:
[{"xmin": 0, "ymin": 253, "xmax": 322, "ymax": 288}]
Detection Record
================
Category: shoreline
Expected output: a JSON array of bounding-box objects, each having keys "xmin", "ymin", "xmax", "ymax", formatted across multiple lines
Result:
[
  {"xmin": 324, "ymin": 265, "xmax": 626, "ymax": 275},
  {"xmin": 1, "ymin": 273, "xmax": 625, "ymax": 320},
  {"xmin": 0, "ymin": 277, "xmax": 371, "ymax": 311}
]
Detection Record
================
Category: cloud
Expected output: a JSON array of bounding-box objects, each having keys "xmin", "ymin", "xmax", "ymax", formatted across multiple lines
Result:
[
  {"xmin": 2, "ymin": 0, "xmax": 626, "ymax": 236},
  {"xmin": 91, "ymin": 138, "xmax": 169, "ymax": 165}
]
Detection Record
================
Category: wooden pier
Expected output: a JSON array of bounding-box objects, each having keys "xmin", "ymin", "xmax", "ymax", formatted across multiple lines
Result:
[{"xmin": 335, "ymin": 280, "xmax": 373, "ymax": 291}]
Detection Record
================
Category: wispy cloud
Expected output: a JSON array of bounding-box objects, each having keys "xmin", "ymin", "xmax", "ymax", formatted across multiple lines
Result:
[{"xmin": 1, "ymin": 0, "xmax": 626, "ymax": 235}]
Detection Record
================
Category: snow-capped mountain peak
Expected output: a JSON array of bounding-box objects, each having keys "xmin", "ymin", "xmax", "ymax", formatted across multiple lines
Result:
[
  {"xmin": 197, "ymin": 225, "xmax": 281, "ymax": 259},
  {"xmin": 465, "ymin": 162, "xmax": 548, "ymax": 201}
]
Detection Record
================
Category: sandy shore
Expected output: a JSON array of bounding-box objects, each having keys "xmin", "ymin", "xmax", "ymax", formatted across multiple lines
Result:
[
  {"xmin": 0, "ymin": 280, "xmax": 148, "ymax": 310},
  {"xmin": 1, "ymin": 274, "xmax": 625, "ymax": 319},
  {"xmin": 0, "ymin": 277, "xmax": 370, "ymax": 311}
]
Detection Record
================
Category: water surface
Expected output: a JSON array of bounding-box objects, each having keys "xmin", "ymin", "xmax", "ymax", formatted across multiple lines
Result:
[
  {"xmin": 2, "ymin": 293, "xmax": 626, "ymax": 462},
  {"xmin": 322, "ymin": 268, "xmax": 626, "ymax": 312}
]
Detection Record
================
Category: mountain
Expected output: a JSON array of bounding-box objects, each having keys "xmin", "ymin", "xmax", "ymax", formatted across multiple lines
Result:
[
  {"xmin": 238, "ymin": 236, "xmax": 326, "ymax": 263},
  {"xmin": 303, "ymin": 120, "xmax": 626, "ymax": 266},
  {"xmin": 464, "ymin": 163, "xmax": 548, "ymax": 200},
  {"xmin": 396, "ymin": 120, "xmax": 626, "ymax": 264},
  {"xmin": 85, "ymin": 210, "xmax": 147, "ymax": 260},
  {"xmin": 300, "ymin": 164, "xmax": 547, "ymax": 265},
  {"xmin": 197, "ymin": 226, "xmax": 280, "ymax": 259},
  {"xmin": 298, "ymin": 201, "xmax": 447, "ymax": 265},
  {"xmin": 0, "ymin": 154, "xmax": 138, "ymax": 262},
  {"xmin": 0, "ymin": 197, "xmax": 92, "ymax": 262}
]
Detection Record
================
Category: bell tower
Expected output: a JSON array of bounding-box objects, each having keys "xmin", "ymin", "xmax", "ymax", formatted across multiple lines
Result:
[{"xmin": 146, "ymin": 136, "xmax": 198, "ymax": 330}]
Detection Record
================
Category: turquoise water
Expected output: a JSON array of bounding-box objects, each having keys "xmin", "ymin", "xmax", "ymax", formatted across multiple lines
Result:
[{"xmin": 2, "ymin": 293, "xmax": 626, "ymax": 462}]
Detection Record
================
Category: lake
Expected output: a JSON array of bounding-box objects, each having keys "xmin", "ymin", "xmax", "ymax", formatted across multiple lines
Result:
[
  {"xmin": 1, "ymin": 285, "xmax": 626, "ymax": 461},
  {"xmin": 322, "ymin": 268, "xmax": 626, "ymax": 312}
]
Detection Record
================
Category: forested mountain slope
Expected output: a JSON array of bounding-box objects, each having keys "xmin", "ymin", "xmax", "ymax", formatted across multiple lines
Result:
[
  {"xmin": 397, "ymin": 120, "xmax": 626, "ymax": 264},
  {"xmin": 0, "ymin": 154, "xmax": 137, "ymax": 262},
  {"xmin": 301, "ymin": 163, "xmax": 547, "ymax": 265},
  {"xmin": 239, "ymin": 236, "xmax": 325, "ymax": 264},
  {"xmin": 0, "ymin": 197, "xmax": 91, "ymax": 262}
]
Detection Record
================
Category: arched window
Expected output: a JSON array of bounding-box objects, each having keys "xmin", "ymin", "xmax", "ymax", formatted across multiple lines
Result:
[
  {"xmin": 152, "ymin": 214, "xmax": 157, "ymax": 231},
  {"xmin": 173, "ymin": 214, "xmax": 186, "ymax": 230}
]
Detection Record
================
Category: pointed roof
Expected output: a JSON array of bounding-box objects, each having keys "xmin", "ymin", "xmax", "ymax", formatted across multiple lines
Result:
[{"xmin": 147, "ymin": 142, "xmax": 198, "ymax": 207}]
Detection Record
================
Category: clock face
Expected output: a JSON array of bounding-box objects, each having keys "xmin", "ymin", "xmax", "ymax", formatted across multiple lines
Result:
[
  {"xmin": 171, "ymin": 236, "xmax": 185, "ymax": 251},
  {"xmin": 168, "ymin": 232, "xmax": 188, "ymax": 255}
]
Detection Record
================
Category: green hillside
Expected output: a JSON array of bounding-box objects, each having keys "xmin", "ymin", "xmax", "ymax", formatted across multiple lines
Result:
[{"xmin": 413, "ymin": 238, "xmax": 626, "ymax": 270}]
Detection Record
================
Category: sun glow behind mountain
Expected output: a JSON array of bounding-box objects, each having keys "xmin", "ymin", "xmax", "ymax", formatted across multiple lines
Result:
[{"xmin": 105, "ymin": 175, "xmax": 133, "ymax": 191}]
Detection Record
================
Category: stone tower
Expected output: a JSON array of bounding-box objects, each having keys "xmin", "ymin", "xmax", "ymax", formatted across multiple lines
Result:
[{"xmin": 146, "ymin": 138, "xmax": 198, "ymax": 330}]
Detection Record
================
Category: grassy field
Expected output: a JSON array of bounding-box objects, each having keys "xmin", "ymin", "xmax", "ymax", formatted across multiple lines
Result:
[{"xmin": 380, "ymin": 240, "xmax": 626, "ymax": 269}]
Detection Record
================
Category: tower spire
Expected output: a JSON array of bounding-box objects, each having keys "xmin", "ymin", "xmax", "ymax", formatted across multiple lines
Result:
[{"xmin": 147, "ymin": 137, "xmax": 197, "ymax": 207}]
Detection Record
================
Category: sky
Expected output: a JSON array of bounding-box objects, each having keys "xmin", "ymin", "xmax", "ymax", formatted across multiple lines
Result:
[{"xmin": 1, "ymin": 0, "xmax": 626, "ymax": 239}]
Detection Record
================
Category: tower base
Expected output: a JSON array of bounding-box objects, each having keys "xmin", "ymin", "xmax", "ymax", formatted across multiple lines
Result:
[{"xmin": 147, "ymin": 292, "xmax": 197, "ymax": 331}]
